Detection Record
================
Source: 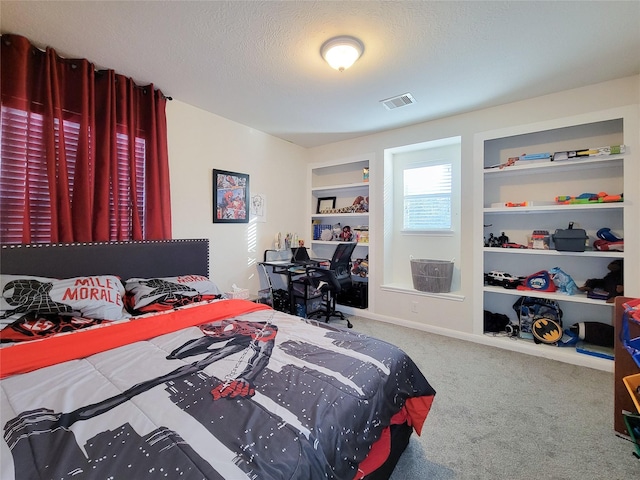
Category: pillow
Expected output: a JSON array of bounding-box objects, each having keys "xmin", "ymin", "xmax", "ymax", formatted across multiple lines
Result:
[
  {"xmin": 124, "ymin": 275, "xmax": 223, "ymax": 314},
  {"xmin": 0, "ymin": 312, "xmax": 113, "ymax": 343},
  {"xmin": 0, "ymin": 274, "xmax": 130, "ymax": 329}
]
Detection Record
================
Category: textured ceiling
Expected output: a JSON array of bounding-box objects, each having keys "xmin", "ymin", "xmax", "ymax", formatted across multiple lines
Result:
[{"xmin": 1, "ymin": 1, "xmax": 639, "ymax": 148}]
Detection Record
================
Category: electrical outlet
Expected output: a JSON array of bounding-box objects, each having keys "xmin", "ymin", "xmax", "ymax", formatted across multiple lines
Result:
[{"xmin": 411, "ymin": 301, "xmax": 418, "ymax": 313}]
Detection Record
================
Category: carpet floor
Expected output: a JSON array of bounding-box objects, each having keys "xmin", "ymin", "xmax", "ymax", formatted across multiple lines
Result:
[{"xmin": 348, "ymin": 316, "xmax": 639, "ymax": 480}]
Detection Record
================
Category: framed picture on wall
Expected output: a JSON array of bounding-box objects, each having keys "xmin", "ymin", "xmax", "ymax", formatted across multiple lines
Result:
[{"xmin": 213, "ymin": 169, "xmax": 250, "ymax": 223}]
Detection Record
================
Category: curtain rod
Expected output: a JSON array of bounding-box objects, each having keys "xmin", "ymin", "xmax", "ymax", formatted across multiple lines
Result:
[{"xmin": 2, "ymin": 35, "xmax": 173, "ymax": 101}]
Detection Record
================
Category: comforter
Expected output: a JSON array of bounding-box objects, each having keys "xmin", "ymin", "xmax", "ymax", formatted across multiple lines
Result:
[{"xmin": 1, "ymin": 300, "xmax": 435, "ymax": 480}]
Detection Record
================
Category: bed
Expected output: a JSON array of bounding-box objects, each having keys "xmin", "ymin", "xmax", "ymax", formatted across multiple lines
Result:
[{"xmin": 0, "ymin": 239, "xmax": 435, "ymax": 480}]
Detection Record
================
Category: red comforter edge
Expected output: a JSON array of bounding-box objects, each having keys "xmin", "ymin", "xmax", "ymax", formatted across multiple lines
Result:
[{"xmin": 353, "ymin": 395, "xmax": 435, "ymax": 479}]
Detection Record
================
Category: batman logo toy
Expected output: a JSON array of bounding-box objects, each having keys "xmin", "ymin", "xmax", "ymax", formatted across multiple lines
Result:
[{"xmin": 532, "ymin": 317, "xmax": 563, "ymax": 344}]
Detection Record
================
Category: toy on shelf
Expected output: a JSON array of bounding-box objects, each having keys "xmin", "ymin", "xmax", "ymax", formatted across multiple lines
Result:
[
  {"xmin": 484, "ymin": 271, "xmax": 523, "ymax": 289},
  {"xmin": 500, "ymin": 157, "xmax": 519, "ymax": 169},
  {"xmin": 518, "ymin": 152, "xmax": 551, "ymax": 161},
  {"xmin": 532, "ymin": 317, "xmax": 563, "ymax": 344},
  {"xmin": 569, "ymin": 322, "xmax": 615, "ymax": 348},
  {"xmin": 320, "ymin": 229, "xmax": 333, "ymax": 241},
  {"xmin": 484, "ymin": 157, "xmax": 517, "ymax": 170},
  {"xmin": 352, "ymin": 196, "xmax": 369, "ymax": 213},
  {"xmin": 555, "ymin": 192, "xmax": 623, "ymax": 205},
  {"xmin": 485, "ymin": 152, "xmax": 551, "ymax": 170},
  {"xmin": 549, "ymin": 267, "xmax": 578, "ymax": 295},
  {"xmin": 485, "ymin": 231, "xmax": 528, "ymax": 249},
  {"xmin": 332, "ymin": 223, "xmax": 342, "ymax": 241},
  {"xmin": 530, "ymin": 230, "xmax": 550, "ymax": 249},
  {"xmin": 486, "ymin": 145, "xmax": 625, "ymax": 169},
  {"xmin": 578, "ymin": 259, "xmax": 623, "ymax": 302},
  {"xmin": 341, "ymin": 225, "xmax": 353, "ymax": 242},
  {"xmin": 593, "ymin": 227, "xmax": 624, "ymax": 251},
  {"xmin": 484, "ymin": 231, "xmax": 510, "ymax": 248},
  {"xmin": 597, "ymin": 227, "xmax": 622, "ymax": 242},
  {"xmin": 353, "ymin": 226, "xmax": 369, "ymax": 243},
  {"xmin": 552, "ymin": 144, "xmax": 625, "ymax": 161},
  {"xmin": 502, "ymin": 242, "xmax": 527, "ymax": 249},
  {"xmin": 351, "ymin": 256, "xmax": 369, "ymax": 277},
  {"xmin": 517, "ymin": 270, "xmax": 556, "ymax": 292}
]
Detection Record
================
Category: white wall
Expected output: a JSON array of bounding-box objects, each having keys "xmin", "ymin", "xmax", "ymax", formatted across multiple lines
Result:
[
  {"xmin": 166, "ymin": 101, "xmax": 308, "ymax": 294},
  {"xmin": 307, "ymin": 75, "xmax": 640, "ymax": 335}
]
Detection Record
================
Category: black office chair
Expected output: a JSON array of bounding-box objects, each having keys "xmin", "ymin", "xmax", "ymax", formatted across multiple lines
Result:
[{"xmin": 291, "ymin": 242, "xmax": 357, "ymax": 328}]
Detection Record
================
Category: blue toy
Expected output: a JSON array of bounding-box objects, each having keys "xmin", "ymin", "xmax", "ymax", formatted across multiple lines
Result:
[
  {"xmin": 597, "ymin": 227, "xmax": 622, "ymax": 242},
  {"xmin": 549, "ymin": 267, "xmax": 578, "ymax": 295},
  {"xmin": 556, "ymin": 329, "xmax": 579, "ymax": 347}
]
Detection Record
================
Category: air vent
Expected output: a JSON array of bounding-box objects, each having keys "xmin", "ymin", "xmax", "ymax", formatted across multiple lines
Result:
[{"xmin": 380, "ymin": 93, "xmax": 416, "ymax": 110}]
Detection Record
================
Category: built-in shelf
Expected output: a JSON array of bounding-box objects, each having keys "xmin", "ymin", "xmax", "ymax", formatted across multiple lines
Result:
[
  {"xmin": 473, "ymin": 107, "xmax": 637, "ymax": 370},
  {"xmin": 309, "ymin": 156, "xmax": 372, "ymax": 311},
  {"xmin": 312, "ymin": 181, "xmax": 369, "ymax": 195},
  {"xmin": 479, "ymin": 334, "xmax": 613, "ymax": 372},
  {"xmin": 483, "ymin": 154, "xmax": 623, "ymax": 176},
  {"xmin": 311, "ymin": 212, "xmax": 369, "ymax": 220},
  {"xmin": 483, "ymin": 285, "xmax": 615, "ymax": 306},
  {"xmin": 484, "ymin": 203, "xmax": 624, "ymax": 214},
  {"xmin": 311, "ymin": 240, "xmax": 368, "ymax": 247},
  {"xmin": 483, "ymin": 247, "xmax": 623, "ymax": 258}
]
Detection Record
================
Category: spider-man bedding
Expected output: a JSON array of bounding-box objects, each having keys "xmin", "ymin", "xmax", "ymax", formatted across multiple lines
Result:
[{"xmin": 1, "ymin": 299, "xmax": 435, "ymax": 480}]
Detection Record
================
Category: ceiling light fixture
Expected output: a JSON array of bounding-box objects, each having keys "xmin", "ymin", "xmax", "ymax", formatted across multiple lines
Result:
[{"xmin": 321, "ymin": 36, "xmax": 364, "ymax": 72}]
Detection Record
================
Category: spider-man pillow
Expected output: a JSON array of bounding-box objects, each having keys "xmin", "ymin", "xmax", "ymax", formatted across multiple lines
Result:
[
  {"xmin": 124, "ymin": 275, "xmax": 224, "ymax": 314},
  {"xmin": 0, "ymin": 274, "xmax": 130, "ymax": 330}
]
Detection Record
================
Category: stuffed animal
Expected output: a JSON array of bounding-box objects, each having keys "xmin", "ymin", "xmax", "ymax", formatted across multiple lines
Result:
[
  {"xmin": 332, "ymin": 223, "xmax": 342, "ymax": 241},
  {"xmin": 341, "ymin": 225, "xmax": 353, "ymax": 242},
  {"xmin": 578, "ymin": 259, "xmax": 623, "ymax": 302},
  {"xmin": 352, "ymin": 196, "xmax": 369, "ymax": 213},
  {"xmin": 549, "ymin": 267, "xmax": 578, "ymax": 295}
]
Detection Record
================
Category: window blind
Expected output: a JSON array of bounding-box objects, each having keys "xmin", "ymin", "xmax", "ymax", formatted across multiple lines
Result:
[
  {"xmin": 0, "ymin": 105, "xmax": 145, "ymax": 243},
  {"xmin": 403, "ymin": 163, "xmax": 452, "ymax": 230}
]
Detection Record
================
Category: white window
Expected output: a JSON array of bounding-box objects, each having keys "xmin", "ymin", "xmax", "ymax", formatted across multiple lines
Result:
[{"xmin": 403, "ymin": 162, "xmax": 452, "ymax": 231}]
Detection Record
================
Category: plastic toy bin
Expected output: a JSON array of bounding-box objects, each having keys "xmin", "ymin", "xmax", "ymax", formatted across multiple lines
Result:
[
  {"xmin": 410, "ymin": 259, "xmax": 454, "ymax": 293},
  {"xmin": 623, "ymin": 373, "xmax": 640, "ymax": 412}
]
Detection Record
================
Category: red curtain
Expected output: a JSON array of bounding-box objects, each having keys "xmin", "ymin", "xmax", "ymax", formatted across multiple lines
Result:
[{"xmin": 0, "ymin": 34, "xmax": 171, "ymax": 242}]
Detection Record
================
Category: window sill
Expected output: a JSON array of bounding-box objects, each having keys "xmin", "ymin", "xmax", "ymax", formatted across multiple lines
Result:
[
  {"xmin": 400, "ymin": 229, "xmax": 454, "ymax": 236},
  {"xmin": 380, "ymin": 283, "xmax": 465, "ymax": 302}
]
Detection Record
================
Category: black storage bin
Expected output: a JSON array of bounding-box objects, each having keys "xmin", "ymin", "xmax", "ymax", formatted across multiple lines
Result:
[
  {"xmin": 290, "ymin": 281, "xmax": 323, "ymax": 318},
  {"xmin": 337, "ymin": 280, "xmax": 368, "ymax": 309},
  {"xmin": 552, "ymin": 222, "xmax": 588, "ymax": 252}
]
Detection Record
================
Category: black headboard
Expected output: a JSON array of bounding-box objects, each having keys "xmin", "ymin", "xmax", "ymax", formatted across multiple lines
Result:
[{"xmin": 0, "ymin": 239, "xmax": 209, "ymax": 279}]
